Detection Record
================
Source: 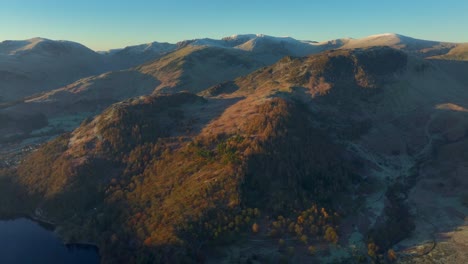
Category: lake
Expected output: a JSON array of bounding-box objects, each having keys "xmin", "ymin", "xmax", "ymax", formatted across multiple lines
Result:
[{"xmin": 0, "ymin": 218, "xmax": 100, "ymax": 264}]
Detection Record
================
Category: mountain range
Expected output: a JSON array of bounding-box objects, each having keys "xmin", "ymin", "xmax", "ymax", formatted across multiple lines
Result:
[
  {"xmin": 1, "ymin": 33, "xmax": 468, "ymax": 263},
  {"xmin": 1, "ymin": 33, "xmax": 466, "ymax": 102},
  {"xmin": 2, "ymin": 33, "xmax": 467, "ymax": 141}
]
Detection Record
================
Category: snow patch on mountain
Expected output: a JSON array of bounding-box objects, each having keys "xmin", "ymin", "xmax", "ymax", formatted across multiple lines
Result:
[
  {"xmin": 341, "ymin": 33, "xmax": 445, "ymax": 49},
  {"xmin": 115, "ymin": 42, "xmax": 176, "ymax": 54}
]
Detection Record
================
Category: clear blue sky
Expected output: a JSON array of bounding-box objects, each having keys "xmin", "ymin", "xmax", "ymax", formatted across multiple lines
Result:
[{"xmin": 1, "ymin": 0, "xmax": 467, "ymax": 51}]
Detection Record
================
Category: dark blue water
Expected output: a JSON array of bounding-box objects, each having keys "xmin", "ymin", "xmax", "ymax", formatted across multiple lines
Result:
[{"xmin": 0, "ymin": 218, "xmax": 100, "ymax": 264}]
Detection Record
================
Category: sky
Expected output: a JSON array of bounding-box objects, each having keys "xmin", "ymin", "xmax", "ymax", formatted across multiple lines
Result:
[{"xmin": 1, "ymin": 0, "xmax": 467, "ymax": 51}]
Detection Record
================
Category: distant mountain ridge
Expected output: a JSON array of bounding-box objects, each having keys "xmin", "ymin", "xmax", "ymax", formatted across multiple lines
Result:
[
  {"xmin": 99, "ymin": 33, "xmax": 466, "ymax": 58},
  {"xmin": 1, "ymin": 33, "xmax": 467, "ymax": 144},
  {"xmin": 4, "ymin": 33, "xmax": 464, "ymax": 57},
  {"xmin": 1, "ymin": 33, "xmax": 466, "ymax": 102},
  {"xmin": 0, "ymin": 37, "xmax": 106, "ymax": 101},
  {"xmin": 0, "ymin": 37, "xmax": 95, "ymax": 56}
]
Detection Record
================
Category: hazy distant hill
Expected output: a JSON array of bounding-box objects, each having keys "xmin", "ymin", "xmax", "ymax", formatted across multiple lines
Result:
[
  {"xmin": 2, "ymin": 33, "xmax": 465, "ymax": 102},
  {"xmin": 0, "ymin": 38, "xmax": 107, "ymax": 101},
  {"xmin": 104, "ymin": 41, "xmax": 178, "ymax": 70},
  {"xmin": 0, "ymin": 38, "xmax": 175, "ymax": 102}
]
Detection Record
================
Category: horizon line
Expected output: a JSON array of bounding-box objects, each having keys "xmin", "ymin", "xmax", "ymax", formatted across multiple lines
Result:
[{"xmin": 1, "ymin": 32, "xmax": 466, "ymax": 52}]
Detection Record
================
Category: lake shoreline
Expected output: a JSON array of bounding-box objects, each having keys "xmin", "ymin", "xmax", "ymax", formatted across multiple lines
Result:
[
  {"xmin": 0, "ymin": 217, "xmax": 100, "ymax": 264},
  {"xmin": 0, "ymin": 214, "xmax": 101, "ymax": 257}
]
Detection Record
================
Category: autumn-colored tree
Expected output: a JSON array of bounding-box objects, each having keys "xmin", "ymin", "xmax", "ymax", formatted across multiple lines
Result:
[
  {"xmin": 252, "ymin": 223, "xmax": 260, "ymax": 233},
  {"xmin": 278, "ymin": 239, "xmax": 286, "ymax": 248},
  {"xmin": 387, "ymin": 249, "xmax": 397, "ymax": 262},
  {"xmin": 308, "ymin": 246, "xmax": 316, "ymax": 255},
  {"xmin": 143, "ymin": 237, "xmax": 152, "ymax": 247},
  {"xmin": 324, "ymin": 226, "xmax": 339, "ymax": 244},
  {"xmin": 367, "ymin": 242, "xmax": 378, "ymax": 258},
  {"xmin": 297, "ymin": 215, "xmax": 305, "ymax": 224}
]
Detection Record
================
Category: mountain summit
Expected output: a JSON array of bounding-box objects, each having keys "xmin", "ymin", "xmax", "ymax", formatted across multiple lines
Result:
[{"xmin": 0, "ymin": 37, "xmax": 94, "ymax": 56}]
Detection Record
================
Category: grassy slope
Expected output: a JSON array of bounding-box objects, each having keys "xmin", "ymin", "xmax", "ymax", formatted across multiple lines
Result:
[{"xmin": 430, "ymin": 43, "xmax": 468, "ymax": 61}]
